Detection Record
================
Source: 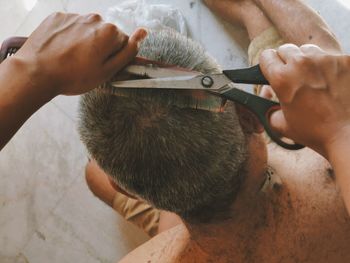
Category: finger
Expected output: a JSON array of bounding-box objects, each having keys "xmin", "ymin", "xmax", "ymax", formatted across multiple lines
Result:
[
  {"xmin": 104, "ymin": 28, "xmax": 148, "ymax": 77},
  {"xmin": 269, "ymin": 109, "xmax": 289, "ymax": 136},
  {"xmin": 100, "ymin": 23, "xmax": 129, "ymax": 58},
  {"xmin": 260, "ymin": 49, "xmax": 286, "ymax": 89},
  {"xmin": 83, "ymin": 13, "xmax": 103, "ymax": 23},
  {"xmin": 277, "ymin": 44, "xmax": 303, "ymax": 64},
  {"xmin": 299, "ymin": 44, "xmax": 325, "ymax": 57},
  {"xmin": 110, "ymin": 30, "xmax": 129, "ymax": 54},
  {"xmin": 259, "ymin": 85, "xmax": 275, "ymax": 100}
]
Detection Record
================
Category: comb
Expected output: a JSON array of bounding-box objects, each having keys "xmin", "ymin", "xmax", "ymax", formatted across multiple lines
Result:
[{"xmin": 0, "ymin": 37, "xmax": 27, "ymax": 63}]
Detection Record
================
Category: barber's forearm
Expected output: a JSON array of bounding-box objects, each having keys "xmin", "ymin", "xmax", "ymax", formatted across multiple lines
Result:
[
  {"xmin": 0, "ymin": 57, "xmax": 54, "ymax": 150},
  {"xmin": 326, "ymin": 129, "xmax": 350, "ymax": 215},
  {"xmin": 254, "ymin": 0, "xmax": 342, "ymax": 53}
]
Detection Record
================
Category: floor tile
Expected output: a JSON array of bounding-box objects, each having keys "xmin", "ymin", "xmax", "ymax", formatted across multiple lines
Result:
[
  {"xmin": 0, "ymin": 102, "xmax": 86, "ymax": 260},
  {"xmin": 198, "ymin": 3, "xmax": 249, "ymax": 69},
  {"xmin": 0, "ymin": 0, "xmax": 34, "ymax": 42},
  {"xmin": 1, "ymin": 0, "xmax": 350, "ymax": 262},
  {"xmin": 14, "ymin": 0, "xmax": 65, "ymax": 37},
  {"xmin": 65, "ymin": 0, "xmax": 120, "ymax": 15},
  {"xmin": 52, "ymin": 95, "xmax": 81, "ymax": 123},
  {"xmin": 22, "ymin": 175, "xmax": 148, "ymax": 263}
]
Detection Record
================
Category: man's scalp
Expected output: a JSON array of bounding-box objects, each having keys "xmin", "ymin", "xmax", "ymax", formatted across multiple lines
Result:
[{"xmin": 78, "ymin": 29, "xmax": 248, "ymax": 223}]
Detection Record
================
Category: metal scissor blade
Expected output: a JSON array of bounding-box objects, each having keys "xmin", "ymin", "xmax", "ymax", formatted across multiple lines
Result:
[
  {"xmin": 110, "ymin": 74, "xmax": 233, "ymax": 91},
  {"xmin": 125, "ymin": 65, "xmax": 200, "ymax": 78},
  {"xmin": 111, "ymin": 76, "xmax": 206, "ymax": 90}
]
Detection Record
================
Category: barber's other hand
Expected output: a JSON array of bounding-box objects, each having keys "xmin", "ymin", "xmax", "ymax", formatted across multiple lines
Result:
[
  {"xmin": 260, "ymin": 44, "xmax": 350, "ymax": 157},
  {"xmin": 14, "ymin": 12, "xmax": 147, "ymax": 96}
]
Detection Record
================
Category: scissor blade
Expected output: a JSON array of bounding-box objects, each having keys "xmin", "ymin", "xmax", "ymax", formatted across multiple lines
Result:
[
  {"xmin": 111, "ymin": 76, "xmax": 206, "ymax": 90},
  {"xmin": 125, "ymin": 65, "xmax": 200, "ymax": 79},
  {"xmin": 110, "ymin": 74, "xmax": 233, "ymax": 91}
]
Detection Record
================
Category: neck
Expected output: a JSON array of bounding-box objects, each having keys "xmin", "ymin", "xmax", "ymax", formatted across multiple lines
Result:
[
  {"xmin": 184, "ymin": 188, "xmax": 272, "ymax": 261},
  {"xmin": 182, "ymin": 164, "xmax": 283, "ymax": 262},
  {"xmin": 180, "ymin": 137, "xmax": 277, "ymax": 262}
]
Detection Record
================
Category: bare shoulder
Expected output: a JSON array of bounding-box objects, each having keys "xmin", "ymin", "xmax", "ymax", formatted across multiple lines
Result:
[
  {"xmin": 119, "ymin": 224, "xmax": 190, "ymax": 263},
  {"xmin": 267, "ymin": 145, "xmax": 338, "ymax": 204},
  {"xmin": 267, "ymin": 145, "xmax": 332, "ymax": 184}
]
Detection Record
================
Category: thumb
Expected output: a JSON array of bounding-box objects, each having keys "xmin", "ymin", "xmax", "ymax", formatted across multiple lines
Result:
[
  {"xmin": 105, "ymin": 28, "xmax": 148, "ymax": 75},
  {"xmin": 270, "ymin": 109, "xmax": 289, "ymax": 136}
]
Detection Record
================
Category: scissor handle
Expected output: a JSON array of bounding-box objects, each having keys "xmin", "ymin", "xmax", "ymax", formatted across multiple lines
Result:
[
  {"xmin": 220, "ymin": 88, "xmax": 304, "ymax": 150},
  {"xmin": 223, "ymin": 64, "xmax": 269, "ymax": 85},
  {"xmin": 0, "ymin": 36, "xmax": 27, "ymax": 63}
]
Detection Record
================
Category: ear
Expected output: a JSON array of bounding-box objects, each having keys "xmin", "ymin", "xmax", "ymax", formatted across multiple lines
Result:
[
  {"xmin": 236, "ymin": 104, "xmax": 264, "ymax": 134},
  {"xmin": 108, "ymin": 177, "xmax": 138, "ymax": 200}
]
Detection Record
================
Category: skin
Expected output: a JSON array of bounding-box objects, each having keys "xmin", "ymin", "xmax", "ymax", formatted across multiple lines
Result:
[
  {"xmin": 260, "ymin": 45, "xmax": 350, "ymax": 215},
  {"xmin": 0, "ymin": 12, "xmax": 147, "ymax": 150},
  {"xmin": 86, "ymin": 1, "xmax": 350, "ymax": 262},
  {"xmin": 0, "ymin": 2, "xmax": 347, "ymax": 263},
  {"xmin": 119, "ymin": 146, "xmax": 350, "ymax": 263},
  {"xmin": 87, "ymin": 0, "xmax": 350, "ymax": 262},
  {"xmin": 253, "ymin": 0, "xmax": 342, "ymax": 53},
  {"xmin": 121, "ymin": 1, "xmax": 350, "ymax": 262},
  {"xmin": 254, "ymin": 0, "xmax": 350, "ymax": 218}
]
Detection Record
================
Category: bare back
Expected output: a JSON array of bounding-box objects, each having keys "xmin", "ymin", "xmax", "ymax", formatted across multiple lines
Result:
[{"xmin": 120, "ymin": 146, "xmax": 350, "ymax": 263}]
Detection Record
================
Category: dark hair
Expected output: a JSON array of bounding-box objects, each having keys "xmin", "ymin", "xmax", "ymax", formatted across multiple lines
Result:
[{"xmin": 79, "ymin": 30, "xmax": 248, "ymax": 223}]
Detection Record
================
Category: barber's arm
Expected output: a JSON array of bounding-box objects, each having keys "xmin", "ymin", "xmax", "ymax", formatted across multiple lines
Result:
[
  {"xmin": 0, "ymin": 12, "xmax": 146, "ymax": 150},
  {"xmin": 260, "ymin": 44, "xmax": 350, "ymax": 213}
]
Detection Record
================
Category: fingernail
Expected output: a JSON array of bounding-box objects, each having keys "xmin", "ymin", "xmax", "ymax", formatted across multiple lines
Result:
[
  {"xmin": 132, "ymin": 28, "xmax": 148, "ymax": 49},
  {"xmin": 135, "ymin": 28, "xmax": 148, "ymax": 42}
]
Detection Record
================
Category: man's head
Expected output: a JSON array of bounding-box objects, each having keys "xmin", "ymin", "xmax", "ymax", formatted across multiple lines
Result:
[{"xmin": 79, "ymin": 29, "xmax": 266, "ymax": 224}]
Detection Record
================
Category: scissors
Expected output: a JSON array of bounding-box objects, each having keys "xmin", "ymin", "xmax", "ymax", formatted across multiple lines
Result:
[
  {"xmin": 0, "ymin": 36, "xmax": 304, "ymax": 150},
  {"xmin": 110, "ymin": 58, "xmax": 304, "ymax": 150}
]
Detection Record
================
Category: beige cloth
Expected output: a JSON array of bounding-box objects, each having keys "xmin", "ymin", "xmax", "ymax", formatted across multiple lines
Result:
[
  {"xmin": 248, "ymin": 27, "xmax": 284, "ymax": 144},
  {"xmin": 113, "ymin": 192, "xmax": 160, "ymax": 237},
  {"xmin": 111, "ymin": 27, "xmax": 284, "ymax": 237},
  {"xmin": 248, "ymin": 27, "xmax": 284, "ymax": 96}
]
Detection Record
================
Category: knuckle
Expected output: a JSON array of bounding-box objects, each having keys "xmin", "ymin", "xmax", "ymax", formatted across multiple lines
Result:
[
  {"xmin": 117, "ymin": 34, "xmax": 129, "ymax": 47},
  {"xmin": 102, "ymin": 23, "xmax": 119, "ymax": 35},
  {"xmin": 260, "ymin": 49, "xmax": 276, "ymax": 69},
  {"xmin": 300, "ymin": 43, "xmax": 318, "ymax": 50},
  {"xmin": 85, "ymin": 13, "xmax": 102, "ymax": 22},
  {"xmin": 292, "ymin": 54, "xmax": 313, "ymax": 68},
  {"xmin": 260, "ymin": 49, "xmax": 273, "ymax": 61},
  {"xmin": 52, "ymin": 11, "xmax": 64, "ymax": 17},
  {"xmin": 278, "ymin": 43, "xmax": 297, "ymax": 53},
  {"xmin": 48, "ymin": 11, "xmax": 64, "ymax": 20}
]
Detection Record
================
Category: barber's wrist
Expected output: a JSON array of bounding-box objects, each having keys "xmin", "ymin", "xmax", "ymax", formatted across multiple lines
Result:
[
  {"xmin": 252, "ymin": 0, "xmax": 263, "ymax": 8},
  {"xmin": 324, "ymin": 125, "xmax": 350, "ymax": 163},
  {"xmin": 7, "ymin": 55, "xmax": 58, "ymax": 102}
]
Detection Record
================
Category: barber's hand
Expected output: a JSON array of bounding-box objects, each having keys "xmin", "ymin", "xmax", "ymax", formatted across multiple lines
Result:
[
  {"xmin": 260, "ymin": 44, "xmax": 350, "ymax": 157},
  {"xmin": 14, "ymin": 12, "xmax": 147, "ymax": 96}
]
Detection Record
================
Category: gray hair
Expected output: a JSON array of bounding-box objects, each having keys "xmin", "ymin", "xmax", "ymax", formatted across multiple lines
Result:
[{"xmin": 78, "ymin": 29, "xmax": 248, "ymax": 223}]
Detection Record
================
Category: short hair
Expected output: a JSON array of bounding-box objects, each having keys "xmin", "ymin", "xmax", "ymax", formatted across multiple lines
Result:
[{"xmin": 78, "ymin": 29, "xmax": 248, "ymax": 223}]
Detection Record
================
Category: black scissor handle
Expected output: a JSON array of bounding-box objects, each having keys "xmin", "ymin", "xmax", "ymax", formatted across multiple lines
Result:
[
  {"xmin": 220, "ymin": 88, "xmax": 304, "ymax": 151},
  {"xmin": 223, "ymin": 64, "xmax": 269, "ymax": 85},
  {"xmin": 0, "ymin": 36, "xmax": 27, "ymax": 63}
]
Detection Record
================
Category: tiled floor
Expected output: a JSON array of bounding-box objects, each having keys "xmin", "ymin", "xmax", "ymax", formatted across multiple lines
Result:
[{"xmin": 0, "ymin": 0, "xmax": 350, "ymax": 262}]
